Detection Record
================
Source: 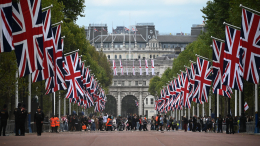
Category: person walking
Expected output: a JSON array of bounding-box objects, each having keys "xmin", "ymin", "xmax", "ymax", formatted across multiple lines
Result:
[
  {"xmin": 91, "ymin": 116, "xmax": 95, "ymax": 131},
  {"xmin": 218, "ymin": 116, "xmax": 223, "ymax": 133},
  {"xmin": 14, "ymin": 103, "xmax": 21, "ymax": 136},
  {"xmin": 159, "ymin": 115, "xmax": 163, "ymax": 131},
  {"xmin": 183, "ymin": 116, "xmax": 188, "ymax": 132},
  {"xmin": 98, "ymin": 115, "xmax": 103, "ymax": 131},
  {"xmin": 34, "ymin": 106, "xmax": 44, "ymax": 136},
  {"xmin": 50, "ymin": 114, "xmax": 56, "ymax": 133},
  {"xmin": 55, "ymin": 115, "xmax": 60, "ymax": 132},
  {"xmin": 20, "ymin": 104, "xmax": 27, "ymax": 136},
  {"xmin": 229, "ymin": 116, "xmax": 234, "ymax": 134},
  {"xmin": 188, "ymin": 117, "xmax": 192, "ymax": 131},
  {"xmin": 103, "ymin": 113, "xmax": 108, "ymax": 131},
  {"xmin": 226, "ymin": 115, "xmax": 229, "ymax": 134},
  {"xmin": 0, "ymin": 104, "xmax": 9, "ymax": 136},
  {"xmin": 143, "ymin": 117, "xmax": 148, "ymax": 131},
  {"xmin": 106, "ymin": 116, "xmax": 113, "ymax": 131}
]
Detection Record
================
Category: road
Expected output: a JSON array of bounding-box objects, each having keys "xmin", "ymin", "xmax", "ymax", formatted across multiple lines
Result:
[{"xmin": 0, "ymin": 130, "xmax": 260, "ymax": 146}]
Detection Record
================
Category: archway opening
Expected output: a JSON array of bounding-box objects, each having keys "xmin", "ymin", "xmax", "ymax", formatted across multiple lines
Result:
[
  {"xmin": 103, "ymin": 95, "xmax": 117, "ymax": 116},
  {"xmin": 121, "ymin": 95, "xmax": 138, "ymax": 117}
]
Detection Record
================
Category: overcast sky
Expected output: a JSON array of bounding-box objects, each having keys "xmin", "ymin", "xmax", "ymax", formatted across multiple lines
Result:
[{"xmin": 76, "ymin": 0, "xmax": 209, "ymax": 34}]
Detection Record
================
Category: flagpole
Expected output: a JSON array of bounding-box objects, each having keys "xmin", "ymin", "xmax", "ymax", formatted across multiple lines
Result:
[
  {"xmin": 64, "ymin": 97, "xmax": 66, "ymax": 115},
  {"xmin": 217, "ymin": 94, "xmax": 219, "ymax": 118},
  {"xmin": 101, "ymin": 23, "xmax": 103, "ymax": 48},
  {"xmin": 42, "ymin": 4, "xmax": 53, "ymax": 11},
  {"xmin": 235, "ymin": 90, "xmax": 237, "ymax": 117},
  {"xmin": 255, "ymin": 84, "xmax": 259, "ymax": 133},
  {"xmin": 59, "ymin": 92, "xmax": 61, "ymax": 125},
  {"xmin": 15, "ymin": 70, "xmax": 18, "ymax": 108},
  {"xmin": 28, "ymin": 74, "xmax": 32, "ymax": 133}
]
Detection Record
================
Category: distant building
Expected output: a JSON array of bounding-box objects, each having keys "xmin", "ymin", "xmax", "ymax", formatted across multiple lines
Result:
[{"xmin": 85, "ymin": 23, "xmax": 206, "ymax": 118}]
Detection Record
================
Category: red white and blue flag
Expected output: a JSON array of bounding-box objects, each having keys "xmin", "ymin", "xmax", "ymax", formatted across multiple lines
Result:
[
  {"xmin": 45, "ymin": 25, "xmax": 67, "ymax": 94},
  {"xmin": 135, "ymin": 100, "xmax": 139, "ymax": 107},
  {"xmin": 124, "ymin": 27, "xmax": 129, "ymax": 32},
  {"xmin": 193, "ymin": 57, "xmax": 212, "ymax": 104},
  {"xmin": 32, "ymin": 9, "xmax": 54, "ymax": 82},
  {"xmin": 12, "ymin": 0, "xmax": 44, "ymax": 77},
  {"xmin": 64, "ymin": 52, "xmax": 84, "ymax": 100},
  {"xmin": 212, "ymin": 39, "xmax": 232, "ymax": 98},
  {"xmin": 0, "ymin": 0, "xmax": 13, "ymax": 53},
  {"xmin": 240, "ymin": 8, "xmax": 260, "ymax": 85},
  {"xmin": 185, "ymin": 68, "xmax": 194, "ymax": 109},
  {"xmin": 222, "ymin": 25, "xmax": 243, "ymax": 91}
]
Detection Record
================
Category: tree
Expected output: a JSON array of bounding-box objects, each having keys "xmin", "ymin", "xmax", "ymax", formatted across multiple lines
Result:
[{"xmin": 58, "ymin": 0, "xmax": 85, "ymax": 22}]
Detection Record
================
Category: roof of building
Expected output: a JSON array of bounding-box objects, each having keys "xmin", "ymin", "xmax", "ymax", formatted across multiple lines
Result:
[{"xmin": 92, "ymin": 34, "xmax": 197, "ymax": 44}]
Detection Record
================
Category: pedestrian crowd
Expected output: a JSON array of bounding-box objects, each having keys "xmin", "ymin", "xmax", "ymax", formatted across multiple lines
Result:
[{"xmin": 1, "ymin": 103, "xmax": 260, "ymax": 136}]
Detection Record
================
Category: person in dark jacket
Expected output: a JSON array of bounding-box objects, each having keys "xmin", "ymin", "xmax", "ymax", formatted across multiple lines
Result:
[
  {"xmin": 226, "ymin": 115, "xmax": 229, "ymax": 134},
  {"xmin": 188, "ymin": 117, "xmax": 192, "ymax": 131},
  {"xmin": 218, "ymin": 116, "xmax": 223, "ymax": 133},
  {"xmin": 183, "ymin": 116, "xmax": 188, "ymax": 132},
  {"xmin": 229, "ymin": 115, "xmax": 234, "ymax": 134},
  {"xmin": 20, "ymin": 104, "xmax": 27, "ymax": 136},
  {"xmin": 192, "ymin": 115, "xmax": 197, "ymax": 132},
  {"xmin": 128, "ymin": 114, "xmax": 132, "ymax": 130},
  {"xmin": 34, "ymin": 106, "xmax": 44, "ymax": 136},
  {"xmin": 14, "ymin": 103, "xmax": 21, "ymax": 136},
  {"xmin": 0, "ymin": 104, "xmax": 9, "ymax": 136}
]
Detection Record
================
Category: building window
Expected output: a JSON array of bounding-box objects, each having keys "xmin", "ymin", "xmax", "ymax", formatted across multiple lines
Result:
[
  {"xmin": 128, "ymin": 81, "xmax": 131, "ymax": 86},
  {"xmin": 151, "ymin": 98, "xmax": 154, "ymax": 104},
  {"xmin": 119, "ymin": 55, "xmax": 122, "ymax": 59},
  {"xmin": 135, "ymin": 81, "xmax": 138, "ymax": 86},
  {"xmin": 143, "ymin": 81, "xmax": 146, "ymax": 86},
  {"xmin": 108, "ymin": 55, "xmax": 110, "ymax": 60},
  {"xmin": 143, "ymin": 57, "xmax": 145, "ymax": 60},
  {"xmin": 145, "ymin": 110, "xmax": 148, "ymax": 117},
  {"xmin": 115, "ymin": 55, "xmax": 117, "ymax": 59},
  {"xmin": 163, "ymin": 45, "xmax": 166, "ymax": 48},
  {"xmin": 153, "ymin": 55, "xmax": 155, "ymax": 59},
  {"xmin": 126, "ymin": 54, "xmax": 129, "ymax": 59},
  {"xmin": 150, "ymin": 55, "xmax": 152, "ymax": 58},
  {"xmin": 146, "ymin": 98, "xmax": 148, "ymax": 104},
  {"xmin": 122, "ymin": 81, "xmax": 125, "ymax": 86},
  {"xmin": 138, "ymin": 55, "xmax": 140, "ymax": 59},
  {"xmin": 114, "ymin": 81, "xmax": 117, "ymax": 86}
]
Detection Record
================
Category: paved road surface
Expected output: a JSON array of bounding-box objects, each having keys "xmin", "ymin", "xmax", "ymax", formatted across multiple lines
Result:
[{"xmin": 0, "ymin": 130, "xmax": 259, "ymax": 146}]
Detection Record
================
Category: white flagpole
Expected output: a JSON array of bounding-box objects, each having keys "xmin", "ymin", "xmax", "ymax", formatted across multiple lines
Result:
[
  {"xmin": 239, "ymin": 91, "xmax": 241, "ymax": 116},
  {"xmin": 217, "ymin": 94, "xmax": 219, "ymax": 118},
  {"xmin": 15, "ymin": 70, "xmax": 18, "ymax": 108},
  {"xmin": 54, "ymin": 92, "xmax": 55, "ymax": 115},
  {"xmin": 235, "ymin": 90, "xmax": 237, "ymax": 117},
  {"xmin": 64, "ymin": 97, "xmax": 66, "ymax": 115},
  {"xmin": 28, "ymin": 74, "xmax": 32, "ymax": 133}
]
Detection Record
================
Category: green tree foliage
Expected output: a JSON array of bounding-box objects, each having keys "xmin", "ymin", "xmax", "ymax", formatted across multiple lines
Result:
[{"xmin": 57, "ymin": 0, "xmax": 85, "ymax": 22}]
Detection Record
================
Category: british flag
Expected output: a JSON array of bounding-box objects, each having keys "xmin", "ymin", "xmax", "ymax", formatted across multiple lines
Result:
[
  {"xmin": 181, "ymin": 69, "xmax": 193, "ymax": 109},
  {"xmin": 45, "ymin": 26, "xmax": 67, "ymax": 94},
  {"xmin": 113, "ymin": 60, "xmax": 117, "ymax": 75},
  {"xmin": 193, "ymin": 57, "xmax": 212, "ymax": 104},
  {"xmin": 173, "ymin": 78, "xmax": 181, "ymax": 109},
  {"xmin": 185, "ymin": 68, "xmax": 194, "ymax": 109},
  {"xmin": 94, "ymin": 92, "xmax": 104, "ymax": 112},
  {"xmin": 212, "ymin": 39, "xmax": 233, "ymax": 98},
  {"xmin": 240, "ymin": 8, "xmax": 260, "ymax": 84},
  {"xmin": 167, "ymin": 82, "xmax": 175, "ymax": 111},
  {"xmin": 120, "ymin": 59, "xmax": 123, "ymax": 75},
  {"xmin": 63, "ymin": 52, "xmax": 84, "ymax": 100},
  {"xmin": 154, "ymin": 99, "xmax": 159, "ymax": 111},
  {"xmin": 222, "ymin": 25, "xmax": 243, "ymax": 91},
  {"xmin": 135, "ymin": 100, "xmax": 139, "ymax": 107},
  {"xmin": 0, "ymin": 0, "xmax": 13, "ymax": 53},
  {"xmin": 32, "ymin": 9, "xmax": 54, "ymax": 82},
  {"xmin": 12, "ymin": 0, "xmax": 44, "ymax": 77},
  {"xmin": 190, "ymin": 63, "xmax": 199, "ymax": 103}
]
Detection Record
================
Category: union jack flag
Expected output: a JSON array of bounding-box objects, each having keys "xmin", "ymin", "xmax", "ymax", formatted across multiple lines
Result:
[
  {"xmin": 145, "ymin": 59, "xmax": 149, "ymax": 75},
  {"xmin": 193, "ymin": 57, "xmax": 212, "ymax": 104},
  {"xmin": 190, "ymin": 63, "xmax": 199, "ymax": 103},
  {"xmin": 0, "ymin": 0, "xmax": 13, "ymax": 53},
  {"xmin": 173, "ymin": 78, "xmax": 181, "ymax": 109},
  {"xmin": 45, "ymin": 26, "xmax": 67, "ymax": 94},
  {"xmin": 124, "ymin": 27, "xmax": 129, "ymax": 31},
  {"xmin": 133, "ymin": 60, "xmax": 135, "ymax": 75},
  {"xmin": 94, "ymin": 28, "xmax": 98, "ymax": 32},
  {"xmin": 32, "ymin": 9, "xmax": 54, "ymax": 82},
  {"xmin": 64, "ymin": 52, "xmax": 84, "ymax": 100},
  {"xmin": 94, "ymin": 92, "xmax": 104, "ymax": 112},
  {"xmin": 240, "ymin": 8, "xmax": 260, "ymax": 84},
  {"xmin": 154, "ymin": 99, "xmax": 159, "ymax": 111},
  {"xmin": 212, "ymin": 39, "xmax": 233, "ymax": 98},
  {"xmin": 181, "ymin": 69, "xmax": 193, "ymax": 108},
  {"xmin": 135, "ymin": 100, "xmax": 139, "ymax": 107},
  {"xmin": 12, "ymin": 0, "xmax": 44, "ymax": 77},
  {"xmin": 185, "ymin": 68, "xmax": 193, "ymax": 109},
  {"xmin": 113, "ymin": 60, "xmax": 117, "ymax": 75},
  {"xmin": 139, "ymin": 60, "xmax": 142, "ymax": 75},
  {"xmin": 120, "ymin": 59, "xmax": 123, "ymax": 75},
  {"xmin": 222, "ymin": 25, "xmax": 243, "ymax": 91}
]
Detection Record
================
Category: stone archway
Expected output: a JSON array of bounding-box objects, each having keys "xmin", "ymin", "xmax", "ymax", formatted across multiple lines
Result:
[
  {"xmin": 121, "ymin": 95, "xmax": 139, "ymax": 117},
  {"xmin": 103, "ymin": 95, "xmax": 117, "ymax": 116}
]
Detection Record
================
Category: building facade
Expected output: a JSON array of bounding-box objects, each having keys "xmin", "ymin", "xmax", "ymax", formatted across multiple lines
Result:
[{"xmin": 86, "ymin": 23, "xmax": 205, "ymax": 118}]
